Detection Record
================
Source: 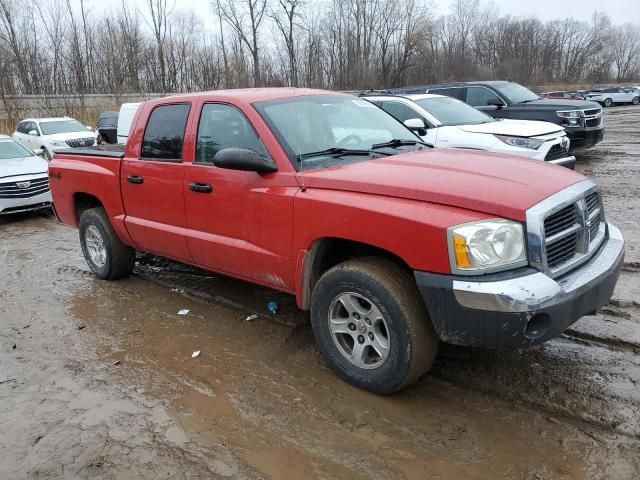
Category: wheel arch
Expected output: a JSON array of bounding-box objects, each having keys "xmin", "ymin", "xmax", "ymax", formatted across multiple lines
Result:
[
  {"xmin": 73, "ymin": 192, "xmax": 104, "ymax": 224},
  {"xmin": 296, "ymin": 237, "xmax": 413, "ymax": 310}
]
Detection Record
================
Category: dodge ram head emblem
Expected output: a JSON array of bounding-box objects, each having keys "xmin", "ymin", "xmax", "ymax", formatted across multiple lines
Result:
[{"xmin": 16, "ymin": 181, "xmax": 31, "ymax": 189}]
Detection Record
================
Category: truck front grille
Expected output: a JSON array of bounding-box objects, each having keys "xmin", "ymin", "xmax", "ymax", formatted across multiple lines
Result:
[
  {"xmin": 65, "ymin": 137, "xmax": 95, "ymax": 148},
  {"xmin": 582, "ymin": 107, "xmax": 602, "ymax": 128},
  {"xmin": 0, "ymin": 177, "xmax": 50, "ymax": 199},
  {"xmin": 541, "ymin": 190, "xmax": 605, "ymax": 276},
  {"xmin": 545, "ymin": 144, "xmax": 570, "ymax": 162}
]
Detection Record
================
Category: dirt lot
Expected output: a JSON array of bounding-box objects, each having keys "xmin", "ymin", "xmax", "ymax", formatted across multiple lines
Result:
[{"xmin": 1, "ymin": 106, "xmax": 639, "ymax": 479}]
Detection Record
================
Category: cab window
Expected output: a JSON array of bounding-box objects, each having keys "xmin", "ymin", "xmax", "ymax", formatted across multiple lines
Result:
[
  {"xmin": 378, "ymin": 101, "xmax": 424, "ymax": 124},
  {"xmin": 465, "ymin": 87, "xmax": 502, "ymax": 106},
  {"xmin": 195, "ymin": 103, "xmax": 269, "ymax": 164},
  {"xmin": 141, "ymin": 103, "xmax": 190, "ymax": 161}
]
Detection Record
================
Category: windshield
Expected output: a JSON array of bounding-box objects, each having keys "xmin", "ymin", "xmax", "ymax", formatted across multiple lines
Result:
[
  {"xmin": 254, "ymin": 95, "xmax": 420, "ymax": 169},
  {"xmin": 40, "ymin": 119, "xmax": 88, "ymax": 135},
  {"xmin": 0, "ymin": 139, "xmax": 33, "ymax": 159},
  {"xmin": 414, "ymin": 97, "xmax": 493, "ymax": 126},
  {"xmin": 494, "ymin": 83, "xmax": 540, "ymax": 103}
]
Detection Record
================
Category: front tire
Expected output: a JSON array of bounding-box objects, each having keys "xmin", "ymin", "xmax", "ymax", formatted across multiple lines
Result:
[
  {"xmin": 79, "ymin": 208, "xmax": 135, "ymax": 280},
  {"xmin": 310, "ymin": 257, "xmax": 438, "ymax": 394}
]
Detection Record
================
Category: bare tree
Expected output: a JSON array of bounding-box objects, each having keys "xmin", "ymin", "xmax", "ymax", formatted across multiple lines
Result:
[{"xmin": 219, "ymin": 0, "xmax": 268, "ymax": 86}]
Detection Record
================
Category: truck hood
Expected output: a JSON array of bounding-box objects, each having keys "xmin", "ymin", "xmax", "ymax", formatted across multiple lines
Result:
[
  {"xmin": 0, "ymin": 155, "xmax": 48, "ymax": 180},
  {"xmin": 509, "ymin": 99, "xmax": 601, "ymax": 110},
  {"xmin": 458, "ymin": 119, "xmax": 563, "ymax": 137},
  {"xmin": 299, "ymin": 149, "xmax": 585, "ymax": 221}
]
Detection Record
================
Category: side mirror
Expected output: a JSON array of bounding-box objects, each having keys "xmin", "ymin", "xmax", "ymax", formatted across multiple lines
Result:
[
  {"xmin": 404, "ymin": 118, "xmax": 427, "ymax": 136},
  {"xmin": 213, "ymin": 148, "xmax": 277, "ymax": 173},
  {"xmin": 28, "ymin": 130, "xmax": 39, "ymax": 136},
  {"xmin": 487, "ymin": 98, "xmax": 506, "ymax": 108},
  {"xmin": 34, "ymin": 148, "xmax": 44, "ymax": 156}
]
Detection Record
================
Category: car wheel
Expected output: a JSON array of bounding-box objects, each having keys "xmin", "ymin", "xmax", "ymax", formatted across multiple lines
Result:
[
  {"xmin": 42, "ymin": 147, "xmax": 52, "ymax": 161},
  {"xmin": 310, "ymin": 257, "xmax": 439, "ymax": 394},
  {"xmin": 604, "ymin": 98, "xmax": 613, "ymax": 107},
  {"xmin": 79, "ymin": 207, "xmax": 135, "ymax": 280},
  {"xmin": 633, "ymin": 97, "xmax": 639, "ymax": 105}
]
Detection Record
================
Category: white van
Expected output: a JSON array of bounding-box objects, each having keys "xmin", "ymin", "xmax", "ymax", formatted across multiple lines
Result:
[{"xmin": 117, "ymin": 103, "xmax": 141, "ymax": 145}]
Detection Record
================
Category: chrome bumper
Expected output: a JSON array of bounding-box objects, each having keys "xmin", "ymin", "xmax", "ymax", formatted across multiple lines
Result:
[
  {"xmin": 547, "ymin": 155, "xmax": 576, "ymax": 169},
  {"xmin": 452, "ymin": 224, "xmax": 624, "ymax": 312}
]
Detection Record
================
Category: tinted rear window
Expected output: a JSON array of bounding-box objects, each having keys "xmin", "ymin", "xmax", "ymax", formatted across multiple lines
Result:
[
  {"xmin": 426, "ymin": 87, "xmax": 464, "ymax": 100},
  {"xmin": 141, "ymin": 104, "xmax": 190, "ymax": 160}
]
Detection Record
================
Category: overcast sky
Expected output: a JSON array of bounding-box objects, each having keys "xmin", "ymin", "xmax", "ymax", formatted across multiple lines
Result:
[{"xmin": 84, "ymin": 0, "xmax": 640, "ymax": 25}]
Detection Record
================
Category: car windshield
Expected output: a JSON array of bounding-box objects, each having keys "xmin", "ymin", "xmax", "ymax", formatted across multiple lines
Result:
[
  {"xmin": 494, "ymin": 83, "xmax": 540, "ymax": 103},
  {"xmin": 40, "ymin": 119, "xmax": 87, "ymax": 135},
  {"xmin": 414, "ymin": 96, "xmax": 494, "ymax": 126},
  {"xmin": 0, "ymin": 139, "xmax": 33, "ymax": 160},
  {"xmin": 254, "ymin": 95, "xmax": 421, "ymax": 170}
]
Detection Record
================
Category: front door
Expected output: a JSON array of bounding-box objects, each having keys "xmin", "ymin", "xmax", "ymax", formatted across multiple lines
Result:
[
  {"xmin": 121, "ymin": 102, "xmax": 192, "ymax": 262},
  {"xmin": 183, "ymin": 102, "xmax": 297, "ymax": 291}
]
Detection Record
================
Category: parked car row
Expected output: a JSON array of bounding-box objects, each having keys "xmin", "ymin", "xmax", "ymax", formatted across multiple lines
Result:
[{"xmin": 543, "ymin": 86, "xmax": 640, "ymax": 107}]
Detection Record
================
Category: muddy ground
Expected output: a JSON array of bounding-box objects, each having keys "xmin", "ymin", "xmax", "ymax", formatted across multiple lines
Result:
[{"xmin": 1, "ymin": 106, "xmax": 639, "ymax": 479}]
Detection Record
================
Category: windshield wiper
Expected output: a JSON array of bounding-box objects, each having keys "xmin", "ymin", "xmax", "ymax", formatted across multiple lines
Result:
[
  {"xmin": 297, "ymin": 147, "xmax": 377, "ymax": 161},
  {"xmin": 371, "ymin": 139, "xmax": 429, "ymax": 149}
]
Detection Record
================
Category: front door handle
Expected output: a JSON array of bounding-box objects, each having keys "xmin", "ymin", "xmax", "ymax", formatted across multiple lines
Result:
[
  {"xmin": 189, "ymin": 182, "xmax": 213, "ymax": 194},
  {"xmin": 127, "ymin": 175, "xmax": 144, "ymax": 185}
]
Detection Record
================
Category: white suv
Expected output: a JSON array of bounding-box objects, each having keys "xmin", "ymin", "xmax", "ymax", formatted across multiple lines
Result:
[
  {"xmin": 585, "ymin": 87, "xmax": 640, "ymax": 107},
  {"xmin": 13, "ymin": 117, "xmax": 96, "ymax": 161},
  {"xmin": 365, "ymin": 94, "xmax": 575, "ymax": 168}
]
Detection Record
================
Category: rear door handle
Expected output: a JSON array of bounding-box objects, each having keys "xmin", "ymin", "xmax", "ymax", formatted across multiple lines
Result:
[
  {"xmin": 127, "ymin": 175, "xmax": 144, "ymax": 184},
  {"xmin": 189, "ymin": 182, "xmax": 213, "ymax": 194}
]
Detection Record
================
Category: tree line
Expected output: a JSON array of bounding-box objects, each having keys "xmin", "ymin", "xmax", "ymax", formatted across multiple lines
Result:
[{"xmin": 0, "ymin": 0, "xmax": 638, "ymax": 98}]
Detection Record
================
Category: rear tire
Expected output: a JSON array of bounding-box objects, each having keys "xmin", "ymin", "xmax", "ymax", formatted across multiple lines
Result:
[
  {"xmin": 632, "ymin": 97, "xmax": 639, "ymax": 105},
  {"xmin": 79, "ymin": 207, "xmax": 135, "ymax": 280},
  {"xmin": 604, "ymin": 98, "xmax": 613, "ymax": 107},
  {"xmin": 310, "ymin": 257, "xmax": 439, "ymax": 394}
]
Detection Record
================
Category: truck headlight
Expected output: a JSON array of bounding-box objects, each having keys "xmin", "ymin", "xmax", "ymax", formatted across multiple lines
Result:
[
  {"xmin": 557, "ymin": 110, "xmax": 582, "ymax": 126},
  {"xmin": 448, "ymin": 219, "xmax": 527, "ymax": 274},
  {"xmin": 496, "ymin": 136, "xmax": 545, "ymax": 150}
]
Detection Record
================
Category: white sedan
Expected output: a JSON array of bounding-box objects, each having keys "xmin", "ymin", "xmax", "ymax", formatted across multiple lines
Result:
[
  {"xmin": 0, "ymin": 135, "xmax": 52, "ymax": 215},
  {"xmin": 12, "ymin": 116, "xmax": 96, "ymax": 161},
  {"xmin": 365, "ymin": 94, "xmax": 575, "ymax": 168}
]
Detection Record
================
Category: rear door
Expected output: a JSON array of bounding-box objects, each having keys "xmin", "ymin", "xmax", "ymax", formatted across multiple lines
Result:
[
  {"xmin": 183, "ymin": 101, "xmax": 297, "ymax": 290},
  {"xmin": 120, "ymin": 102, "xmax": 193, "ymax": 262}
]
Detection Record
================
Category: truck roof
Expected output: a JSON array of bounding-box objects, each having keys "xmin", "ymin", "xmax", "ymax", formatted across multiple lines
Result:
[{"xmin": 144, "ymin": 88, "xmax": 346, "ymax": 107}]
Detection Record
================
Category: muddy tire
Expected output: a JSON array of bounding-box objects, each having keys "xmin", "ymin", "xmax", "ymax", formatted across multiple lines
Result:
[
  {"xmin": 79, "ymin": 208, "xmax": 135, "ymax": 280},
  {"xmin": 310, "ymin": 257, "xmax": 438, "ymax": 394},
  {"xmin": 604, "ymin": 98, "xmax": 613, "ymax": 107}
]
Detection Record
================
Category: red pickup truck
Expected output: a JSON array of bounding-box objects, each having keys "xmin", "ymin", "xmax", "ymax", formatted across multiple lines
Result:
[{"xmin": 49, "ymin": 88, "xmax": 624, "ymax": 393}]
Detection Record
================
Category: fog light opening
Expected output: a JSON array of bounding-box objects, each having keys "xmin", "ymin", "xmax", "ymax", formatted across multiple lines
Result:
[{"xmin": 524, "ymin": 313, "xmax": 551, "ymax": 340}]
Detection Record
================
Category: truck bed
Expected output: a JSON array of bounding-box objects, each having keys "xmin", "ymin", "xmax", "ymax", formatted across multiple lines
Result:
[{"xmin": 55, "ymin": 145, "xmax": 125, "ymax": 158}]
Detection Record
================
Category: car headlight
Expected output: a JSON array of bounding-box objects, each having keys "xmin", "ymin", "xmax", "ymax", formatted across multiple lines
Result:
[
  {"xmin": 448, "ymin": 219, "xmax": 527, "ymax": 274},
  {"xmin": 496, "ymin": 136, "xmax": 545, "ymax": 150},
  {"xmin": 49, "ymin": 141, "xmax": 67, "ymax": 148}
]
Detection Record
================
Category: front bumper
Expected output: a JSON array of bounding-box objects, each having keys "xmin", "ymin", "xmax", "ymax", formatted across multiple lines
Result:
[
  {"xmin": 414, "ymin": 223, "xmax": 624, "ymax": 349},
  {"xmin": 547, "ymin": 155, "xmax": 575, "ymax": 169},
  {"xmin": 566, "ymin": 126, "xmax": 604, "ymax": 151}
]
